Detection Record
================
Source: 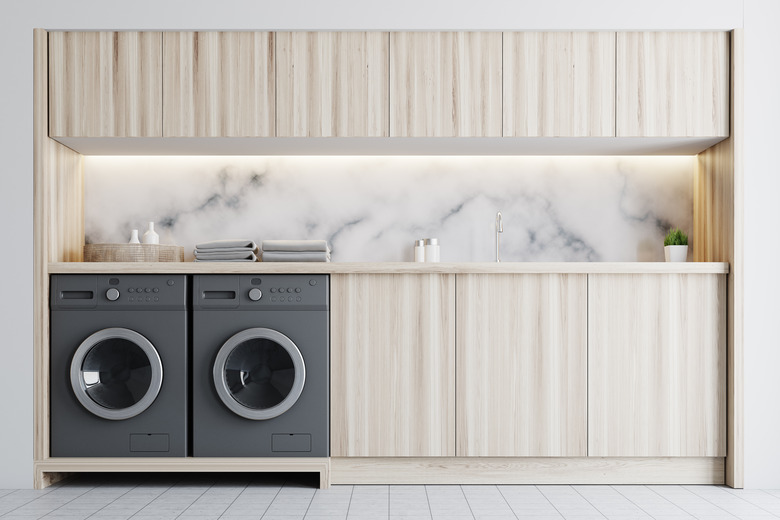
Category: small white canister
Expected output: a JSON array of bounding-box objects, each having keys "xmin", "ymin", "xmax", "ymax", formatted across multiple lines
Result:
[
  {"xmin": 424, "ymin": 238, "xmax": 440, "ymax": 263},
  {"xmin": 414, "ymin": 239, "xmax": 426, "ymax": 262}
]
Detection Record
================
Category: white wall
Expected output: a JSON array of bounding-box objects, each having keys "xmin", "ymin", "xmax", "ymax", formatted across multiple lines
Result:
[{"xmin": 7, "ymin": 0, "xmax": 778, "ymax": 488}]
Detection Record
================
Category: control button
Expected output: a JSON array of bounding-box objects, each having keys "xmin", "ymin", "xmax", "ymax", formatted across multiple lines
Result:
[
  {"xmin": 136, "ymin": 287, "xmax": 143, "ymax": 293},
  {"xmin": 129, "ymin": 297, "xmax": 134, "ymax": 302},
  {"xmin": 251, "ymin": 278, "xmax": 262, "ymax": 286},
  {"xmin": 106, "ymin": 288, "xmax": 120, "ymax": 301},
  {"xmin": 109, "ymin": 278, "xmax": 119, "ymax": 285},
  {"xmin": 167, "ymin": 279, "xmax": 175, "ymax": 286},
  {"xmin": 296, "ymin": 296, "xmax": 301, "ymax": 302},
  {"xmin": 146, "ymin": 297, "xmax": 151, "ymax": 302},
  {"xmin": 154, "ymin": 297, "xmax": 159, "ymax": 302},
  {"xmin": 295, "ymin": 287, "xmax": 301, "ymax": 293},
  {"xmin": 128, "ymin": 288, "xmax": 135, "ymax": 293},
  {"xmin": 271, "ymin": 297, "xmax": 277, "ymax": 302},
  {"xmin": 153, "ymin": 288, "xmax": 159, "ymax": 293},
  {"xmin": 309, "ymin": 279, "xmax": 317, "ymax": 286},
  {"xmin": 288, "ymin": 296, "xmax": 294, "ymax": 302},
  {"xmin": 287, "ymin": 288, "xmax": 293, "ymax": 293},
  {"xmin": 248, "ymin": 288, "xmax": 263, "ymax": 301},
  {"xmin": 145, "ymin": 288, "xmax": 151, "ymax": 293},
  {"xmin": 270, "ymin": 288, "xmax": 277, "ymax": 293}
]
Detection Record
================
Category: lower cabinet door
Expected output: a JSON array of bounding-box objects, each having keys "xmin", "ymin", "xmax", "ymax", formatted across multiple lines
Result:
[
  {"xmin": 456, "ymin": 274, "xmax": 588, "ymax": 456},
  {"xmin": 331, "ymin": 273, "xmax": 456, "ymax": 457},
  {"xmin": 588, "ymin": 274, "xmax": 726, "ymax": 456}
]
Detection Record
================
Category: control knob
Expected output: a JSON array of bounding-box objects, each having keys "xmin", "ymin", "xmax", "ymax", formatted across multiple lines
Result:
[
  {"xmin": 248, "ymin": 288, "xmax": 263, "ymax": 301},
  {"xmin": 106, "ymin": 288, "xmax": 120, "ymax": 301}
]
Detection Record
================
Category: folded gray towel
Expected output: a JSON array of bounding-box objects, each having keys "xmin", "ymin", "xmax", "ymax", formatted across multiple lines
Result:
[
  {"xmin": 194, "ymin": 247, "xmax": 257, "ymax": 255},
  {"xmin": 194, "ymin": 251, "xmax": 258, "ymax": 261},
  {"xmin": 261, "ymin": 240, "xmax": 331, "ymax": 253},
  {"xmin": 261, "ymin": 251, "xmax": 331, "ymax": 262},
  {"xmin": 196, "ymin": 239, "xmax": 258, "ymax": 250},
  {"xmin": 194, "ymin": 257, "xmax": 257, "ymax": 262}
]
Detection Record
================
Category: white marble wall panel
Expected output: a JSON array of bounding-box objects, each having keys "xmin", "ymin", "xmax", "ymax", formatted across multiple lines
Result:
[{"xmin": 84, "ymin": 156, "xmax": 694, "ymax": 262}]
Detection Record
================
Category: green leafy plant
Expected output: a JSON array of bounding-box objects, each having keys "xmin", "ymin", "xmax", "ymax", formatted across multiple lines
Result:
[{"xmin": 664, "ymin": 227, "xmax": 689, "ymax": 246}]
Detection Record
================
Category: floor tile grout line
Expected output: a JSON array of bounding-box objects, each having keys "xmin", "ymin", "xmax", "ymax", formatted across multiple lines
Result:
[
  {"xmin": 645, "ymin": 485, "xmax": 737, "ymax": 519},
  {"xmin": 84, "ymin": 480, "xmax": 144, "ymax": 519},
  {"xmin": 423, "ymin": 484, "xmax": 433, "ymax": 519},
  {"xmin": 5, "ymin": 477, "xmax": 97, "ymax": 519},
  {"xmin": 569, "ymin": 484, "xmax": 609, "ymax": 519},
  {"xmin": 216, "ymin": 478, "xmax": 250, "ymax": 519},
  {"xmin": 172, "ymin": 478, "xmax": 216, "ymax": 520},
  {"xmin": 611, "ymin": 484, "xmax": 665, "ymax": 520},
  {"xmin": 494, "ymin": 485, "xmax": 520, "ymax": 520},
  {"xmin": 299, "ymin": 479, "xmax": 317, "ymax": 520},
  {"xmin": 683, "ymin": 485, "xmax": 780, "ymax": 519},
  {"xmin": 534, "ymin": 485, "xmax": 566, "ymax": 519},
  {"xmin": 459, "ymin": 485, "xmax": 476, "ymax": 520},
  {"xmin": 344, "ymin": 484, "xmax": 355, "ymax": 519},
  {"xmin": 258, "ymin": 476, "xmax": 287, "ymax": 520}
]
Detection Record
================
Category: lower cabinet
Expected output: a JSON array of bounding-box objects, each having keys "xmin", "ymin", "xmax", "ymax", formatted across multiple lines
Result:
[
  {"xmin": 456, "ymin": 274, "xmax": 588, "ymax": 456},
  {"xmin": 588, "ymin": 274, "xmax": 727, "ymax": 456},
  {"xmin": 330, "ymin": 274, "xmax": 456, "ymax": 457}
]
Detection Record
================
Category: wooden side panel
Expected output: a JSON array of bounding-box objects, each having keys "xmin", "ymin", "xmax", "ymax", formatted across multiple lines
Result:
[
  {"xmin": 390, "ymin": 32, "xmax": 502, "ymax": 137},
  {"xmin": 331, "ymin": 274, "xmax": 455, "ymax": 457},
  {"xmin": 503, "ymin": 32, "xmax": 615, "ymax": 137},
  {"xmin": 588, "ymin": 274, "xmax": 727, "ymax": 457},
  {"xmin": 163, "ymin": 32, "xmax": 275, "ymax": 137},
  {"xmin": 49, "ymin": 31, "xmax": 162, "ymax": 137},
  {"xmin": 695, "ymin": 30, "xmax": 743, "ymax": 488},
  {"xmin": 456, "ymin": 274, "xmax": 587, "ymax": 456},
  {"xmin": 617, "ymin": 32, "xmax": 729, "ymax": 137},
  {"xmin": 276, "ymin": 32, "xmax": 389, "ymax": 137},
  {"xmin": 34, "ymin": 29, "xmax": 84, "ymax": 461}
]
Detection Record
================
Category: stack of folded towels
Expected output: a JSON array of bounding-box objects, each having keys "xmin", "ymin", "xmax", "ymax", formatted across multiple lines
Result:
[
  {"xmin": 194, "ymin": 239, "xmax": 258, "ymax": 262},
  {"xmin": 261, "ymin": 240, "xmax": 331, "ymax": 262}
]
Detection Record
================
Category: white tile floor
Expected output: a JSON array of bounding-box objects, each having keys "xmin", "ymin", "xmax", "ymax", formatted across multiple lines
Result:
[{"xmin": 1, "ymin": 474, "xmax": 779, "ymax": 520}]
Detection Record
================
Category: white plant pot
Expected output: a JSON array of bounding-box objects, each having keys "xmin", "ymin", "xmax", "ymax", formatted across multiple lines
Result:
[{"xmin": 664, "ymin": 245, "xmax": 688, "ymax": 262}]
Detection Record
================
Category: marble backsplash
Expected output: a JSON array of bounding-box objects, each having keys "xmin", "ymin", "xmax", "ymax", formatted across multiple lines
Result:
[{"xmin": 84, "ymin": 155, "xmax": 694, "ymax": 262}]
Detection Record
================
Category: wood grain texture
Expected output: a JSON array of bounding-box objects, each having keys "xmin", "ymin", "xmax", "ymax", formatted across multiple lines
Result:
[
  {"xmin": 331, "ymin": 274, "xmax": 455, "ymax": 457},
  {"xmin": 49, "ymin": 31, "xmax": 162, "ymax": 137},
  {"xmin": 34, "ymin": 29, "xmax": 84, "ymax": 462},
  {"xmin": 163, "ymin": 32, "xmax": 274, "ymax": 137},
  {"xmin": 390, "ymin": 32, "xmax": 502, "ymax": 137},
  {"xmin": 34, "ymin": 458, "xmax": 329, "ymax": 490},
  {"xmin": 503, "ymin": 32, "xmax": 615, "ymax": 137},
  {"xmin": 695, "ymin": 30, "xmax": 743, "ymax": 488},
  {"xmin": 276, "ymin": 32, "xmax": 389, "ymax": 137},
  {"xmin": 588, "ymin": 274, "xmax": 727, "ymax": 457},
  {"xmin": 456, "ymin": 274, "xmax": 587, "ymax": 456},
  {"xmin": 330, "ymin": 457, "xmax": 725, "ymax": 485},
  {"xmin": 617, "ymin": 32, "xmax": 729, "ymax": 137},
  {"xmin": 48, "ymin": 261, "xmax": 730, "ymax": 275}
]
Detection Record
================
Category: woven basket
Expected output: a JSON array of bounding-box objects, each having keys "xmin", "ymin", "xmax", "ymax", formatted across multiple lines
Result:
[{"xmin": 84, "ymin": 244, "xmax": 184, "ymax": 263}]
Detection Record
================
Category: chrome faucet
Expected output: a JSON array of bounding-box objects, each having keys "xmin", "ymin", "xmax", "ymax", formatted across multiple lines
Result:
[{"xmin": 495, "ymin": 211, "xmax": 503, "ymax": 262}]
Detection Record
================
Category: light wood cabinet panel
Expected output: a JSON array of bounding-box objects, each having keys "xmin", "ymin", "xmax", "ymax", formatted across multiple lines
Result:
[
  {"xmin": 617, "ymin": 32, "xmax": 729, "ymax": 137},
  {"xmin": 588, "ymin": 274, "xmax": 727, "ymax": 457},
  {"xmin": 276, "ymin": 32, "xmax": 389, "ymax": 137},
  {"xmin": 503, "ymin": 32, "xmax": 615, "ymax": 137},
  {"xmin": 390, "ymin": 32, "xmax": 502, "ymax": 137},
  {"xmin": 163, "ymin": 32, "xmax": 274, "ymax": 137},
  {"xmin": 331, "ymin": 274, "xmax": 455, "ymax": 457},
  {"xmin": 456, "ymin": 274, "xmax": 587, "ymax": 456},
  {"xmin": 49, "ymin": 31, "xmax": 162, "ymax": 137}
]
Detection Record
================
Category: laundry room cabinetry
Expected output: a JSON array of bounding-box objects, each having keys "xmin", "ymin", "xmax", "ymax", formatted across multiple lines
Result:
[
  {"xmin": 48, "ymin": 31, "xmax": 163, "ymax": 137},
  {"xmin": 330, "ymin": 273, "xmax": 456, "ymax": 457},
  {"xmin": 455, "ymin": 274, "xmax": 588, "ymax": 456},
  {"xmin": 587, "ymin": 274, "xmax": 727, "ymax": 456}
]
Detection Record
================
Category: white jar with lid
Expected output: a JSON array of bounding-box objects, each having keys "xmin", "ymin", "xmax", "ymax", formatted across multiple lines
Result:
[
  {"xmin": 424, "ymin": 238, "xmax": 440, "ymax": 263},
  {"xmin": 414, "ymin": 239, "xmax": 426, "ymax": 262}
]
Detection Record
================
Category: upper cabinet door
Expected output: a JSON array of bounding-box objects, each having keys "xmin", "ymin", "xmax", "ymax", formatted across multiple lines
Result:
[
  {"xmin": 503, "ymin": 32, "xmax": 616, "ymax": 137},
  {"xmin": 163, "ymin": 32, "xmax": 275, "ymax": 137},
  {"xmin": 49, "ymin": 32, "xmax": 162, "ymax": 137},
  {"xmin": 390, "ymin": 32, "xmax": 502, "ymax": 137},
  {"xmin": 617, "ymin": 32, "xmax": 729, "ymax": 137},
  {"xmin": 276, "ymin": 32, "xmax": 389, "ymax": 137}
]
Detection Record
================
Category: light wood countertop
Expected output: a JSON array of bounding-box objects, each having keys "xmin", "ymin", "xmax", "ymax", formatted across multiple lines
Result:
[{"xmin": 48, "ymin": 262, "xmax": 729, "ymax": 274}]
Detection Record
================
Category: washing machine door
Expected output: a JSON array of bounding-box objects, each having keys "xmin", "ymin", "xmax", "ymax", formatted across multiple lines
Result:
[
  {"xmin": 70, "ymin": 327, "xmax": 163, "ymax": 421},
  {"xmin": 213, "ymin": 328, "xmax": 306, "ymax": 420}
]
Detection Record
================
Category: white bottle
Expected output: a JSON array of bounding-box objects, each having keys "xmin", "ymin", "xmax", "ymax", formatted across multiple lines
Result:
[
  {"xmin": 414, "ymin": 239, "xmax": 425, "ymax": 262},
  {"xmin": 128, "ymin": 229, "xmax": 140, "ymax": 244},
  {"xmin": 424, "ymin": 238, "xmax": 440, "ymax": 263},
  {"xmin": 142, "ymin": 222, "xmax": 159, "ymax": 245}
]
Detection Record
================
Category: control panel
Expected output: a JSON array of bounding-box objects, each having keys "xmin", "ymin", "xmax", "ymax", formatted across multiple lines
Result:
[
  {"xmin": 193, "ymin": 274, "xmax": 328, "ymax": 310},
  {"xmin": 50, "ymin": 274, "xmax": 187, "ymax": 311}
]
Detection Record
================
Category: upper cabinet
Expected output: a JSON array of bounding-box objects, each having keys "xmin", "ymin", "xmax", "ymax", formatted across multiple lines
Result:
[
  {"xmin": 276, "ymin": 32, "xmax": 389, "ymax": 137},
  {"xmin": 49, "ymin": 31, "xmax": 162, "ymax": 137},
  {"xmin": 617, "ymin": 32, "xmax": 729, "ymax": 137},
  {"xmin": 390, "ymin": 32, "xmax": 502, "ymax": 137},
  {"xmin": 162, "ymin": 32, "xmax": 275, "ymax": 137},
  {"xmin": 503, "ymin": 32, "xmax": 616, "ymax": 137}
]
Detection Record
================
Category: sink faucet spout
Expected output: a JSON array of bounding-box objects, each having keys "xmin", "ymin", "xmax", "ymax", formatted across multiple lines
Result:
[{"xmin": 495, "ymin": 211, "xmax": 503, "ymax": 262}]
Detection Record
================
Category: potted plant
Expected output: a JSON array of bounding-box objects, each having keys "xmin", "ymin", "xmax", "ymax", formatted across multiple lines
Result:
[{"xmin": 664, "ymin": 227, "xmax": 689, "ymax": 262}]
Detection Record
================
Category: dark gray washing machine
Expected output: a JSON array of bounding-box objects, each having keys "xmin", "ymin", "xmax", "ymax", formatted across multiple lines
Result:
[
  {"xmin": 192, "ymin": 274, "xmax": 329, "ymax": 457},
  {"xmin": 50, "ymin": 274, "xmax": 188, "ymax": 457}
]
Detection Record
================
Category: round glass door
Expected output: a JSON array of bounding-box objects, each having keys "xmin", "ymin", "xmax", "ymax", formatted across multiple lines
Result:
[
  {"xmin": 213, "ymin": 328, "xmax": 305, "ymax": 420},
  {"xmin": 69, "ymin": 328, "xmax": 163, "ymax": 421}
]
